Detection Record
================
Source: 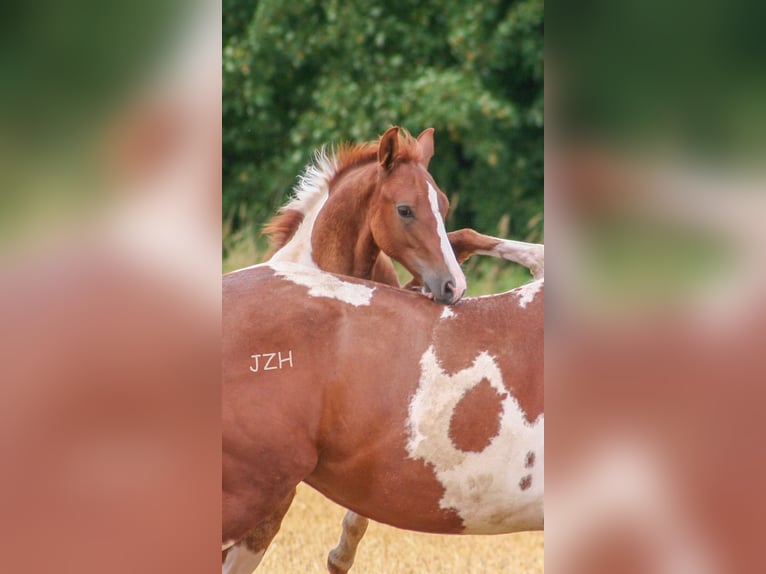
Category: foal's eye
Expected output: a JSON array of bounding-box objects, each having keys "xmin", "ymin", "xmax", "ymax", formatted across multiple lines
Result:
[{"xmin": 397, "ymin": 205, "xmax": 414, "ymax": 219}]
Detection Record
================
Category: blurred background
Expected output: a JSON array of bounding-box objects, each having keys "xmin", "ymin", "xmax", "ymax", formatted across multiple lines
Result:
[
  {"xmin": 548, "ymin": 0, "xmax": 766, "ymax": 572},
  {"xmin": 222, "ymin": 0, "xmax": 544, "ymax": 292},
  {"xmin": 1, "ymin": 1, "xmax": 221, "ymax": 573}
]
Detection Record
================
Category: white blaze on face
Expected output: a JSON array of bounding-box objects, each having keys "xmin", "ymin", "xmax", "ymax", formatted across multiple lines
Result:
[
  {"xmin": 269, "ymin": 261, "xmax": 375, "ymax": 306},
  {"xmin": 222, "ymin": 545, "xmax": 265, "ymax": 574},
  {"xmin": 407, "ymin": 346, "xmax": 544, "ymax": 533},
  {"xmin": 426, "ymin": 182, "xmax": 467, "ymax": 300}
]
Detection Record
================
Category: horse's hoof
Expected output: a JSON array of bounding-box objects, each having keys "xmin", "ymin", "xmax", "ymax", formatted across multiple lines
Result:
[{"xmin": 326, "ymin": 558, "xmax": 347, "ymax": 574}]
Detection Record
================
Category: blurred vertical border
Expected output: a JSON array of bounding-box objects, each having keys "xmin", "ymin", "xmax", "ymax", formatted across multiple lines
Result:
[
  {"xmin": 0, "ymin": 1, "xmax": 221, "ymax": 573},
  {"xmin": 547, "ymin": 0, "xmax": 766, "ymax": 572}
]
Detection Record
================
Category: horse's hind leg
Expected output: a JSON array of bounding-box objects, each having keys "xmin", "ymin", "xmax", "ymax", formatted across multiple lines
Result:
[
  {"xmin": 447, "ymin": 228, "xmax": 544, "ymax": 278},
  {"xmin": 223, "ymin": 487, "xmax": 296, "ymax": 574},
  {"xmin": 488, "ymin": 237, "xmax": 544, "ymax": 279},
  {"xmin": 327, "ymin": 511, "xmax": 369, "ymax": 574}
]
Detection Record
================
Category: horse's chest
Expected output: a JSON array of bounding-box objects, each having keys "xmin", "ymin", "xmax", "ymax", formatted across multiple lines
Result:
[{"xmin": 406, "ymin": 346, "xmax": 544, "ymax": 533}]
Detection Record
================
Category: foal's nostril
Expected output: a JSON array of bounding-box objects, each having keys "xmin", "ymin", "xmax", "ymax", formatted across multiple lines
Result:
[{"xmin": 443, "ymin": 280, "xmax": 455, "ymax": 301}]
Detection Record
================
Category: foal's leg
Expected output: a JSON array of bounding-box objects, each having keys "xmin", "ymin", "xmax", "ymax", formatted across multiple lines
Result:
[
  {"xmin": 371, "ymin": 252, "xmax": 403, "ymax": 287},
  {"xmin": 447, "ymin": 228, "xmax": 544, "ymax": 278},
  {"xmin": 222, "ymin": 487, "xmax": 296, "ymax": 574},
  {"xmin": 327, "ymin": 511, "xmax": 370, "ymax": 574}
]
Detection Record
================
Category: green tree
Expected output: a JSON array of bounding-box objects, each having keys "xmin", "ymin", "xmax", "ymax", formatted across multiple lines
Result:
[{"xmin": 223, "ymin": 0, "xmax": 543, "ymax": 252}]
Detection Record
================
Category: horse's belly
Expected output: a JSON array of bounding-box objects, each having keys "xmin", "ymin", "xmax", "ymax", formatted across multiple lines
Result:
[
  {"xmin": 438, "ymin": 461, "xmax": 544, "ymax": 534},
  {"xmin": 310, "ymin": 440, "xmax": 544, "ymax": 535},
  {"xmin": 309, "ymin": 407, "xmax": 544, "ymax": 534}
]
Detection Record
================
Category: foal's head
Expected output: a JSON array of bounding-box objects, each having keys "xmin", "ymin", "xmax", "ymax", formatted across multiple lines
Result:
[{"xmin": 370, "ymin": 127, "xmax": 466, "ymax": 304}]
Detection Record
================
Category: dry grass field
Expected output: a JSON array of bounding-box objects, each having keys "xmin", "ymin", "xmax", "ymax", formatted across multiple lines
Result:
[{"xmin": 258, "ymin": 484, "xmax": 544, "ymax": 574}]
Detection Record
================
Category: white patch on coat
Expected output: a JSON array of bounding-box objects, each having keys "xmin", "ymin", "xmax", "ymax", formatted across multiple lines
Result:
[
  {"xmin": 406, "ymin": 346, "xmax": 544, "ymax": 533},
  {"xmin": 440, "ymin": 306, "xmax": 456, "ymax": 319},
  {"xmin": 225, "ymin": 262, "xmax": 265, "ymax": 275},
  {"xmin": 269, "ymin": 149, "xmax": 337, "ymax": 267},
  {"xmin": 270, "ymin": 261, "xmax": 375, "ymax": 306},
  {"xmin": 512, "ymin": 278, "xmax": 543, "ymax": 308},
  {"xmin": 222, "ymin": 540, "xmax": 236, "ymax": 552},
  {"xmin": 426, "ymin": 182, "xmax": 467, "ymax": 299},
  {"xmin": 222, "ymin": 545, "xmax": 265, "ymax": 574}
]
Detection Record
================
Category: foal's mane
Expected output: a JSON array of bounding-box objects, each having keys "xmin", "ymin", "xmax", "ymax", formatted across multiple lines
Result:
[{"xmin": 263, "ymin": 129, "xmax": 422, "ymax": 255}]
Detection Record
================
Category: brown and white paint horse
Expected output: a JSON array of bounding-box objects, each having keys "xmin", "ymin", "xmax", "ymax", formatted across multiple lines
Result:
[
  {"xmin": 224, "ymin": 127, "xmax": 544, "ymax": 573},
  {"xmin": 222, "ymin": 264, "xmax": 544, "ymax": 572}
]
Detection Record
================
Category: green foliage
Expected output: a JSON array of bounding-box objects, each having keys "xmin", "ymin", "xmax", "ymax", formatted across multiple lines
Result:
[{"xmin": 223, "ymin": 0, "xmax": 543, "ymax": 254}]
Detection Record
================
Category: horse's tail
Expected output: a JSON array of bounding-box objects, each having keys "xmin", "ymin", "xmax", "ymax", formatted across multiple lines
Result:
[{"xmin": 261, "ymin": 208, "xmax": 305, "ymax": 259}]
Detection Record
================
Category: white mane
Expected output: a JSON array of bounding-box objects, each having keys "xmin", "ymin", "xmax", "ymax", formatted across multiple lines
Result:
[
  {"xmin": 269, "ymin": 149, "xmax": 339, "ymax": 266},
  {"xmin": 281, "ymin": 148, "xmax": 338, "ymax": 216}
]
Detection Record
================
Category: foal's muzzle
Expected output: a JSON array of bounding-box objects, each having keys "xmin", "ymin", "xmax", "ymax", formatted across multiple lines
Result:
[{"xmin": 423, "ymin": 274, "xmax": 464, "ymax": 305}]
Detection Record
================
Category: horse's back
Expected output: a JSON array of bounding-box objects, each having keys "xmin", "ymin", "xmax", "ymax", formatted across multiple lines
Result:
[{"xmin": 223, "ymin": 265, "xmax": 544, "ymax": 536}]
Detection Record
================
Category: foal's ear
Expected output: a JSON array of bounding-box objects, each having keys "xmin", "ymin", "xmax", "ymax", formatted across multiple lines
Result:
[
  {"xmin": 378, "ymin": 126, "xmax": 400, "ymax": 171},
  {"xmin": 416, "ymin": 128, "xmax": 435, "ymax": 168}
]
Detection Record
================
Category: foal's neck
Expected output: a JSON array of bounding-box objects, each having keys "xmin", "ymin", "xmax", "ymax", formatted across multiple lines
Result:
[{"xmin": 311, "ymin": 164, "xmax": 381, "ymax": 279}]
